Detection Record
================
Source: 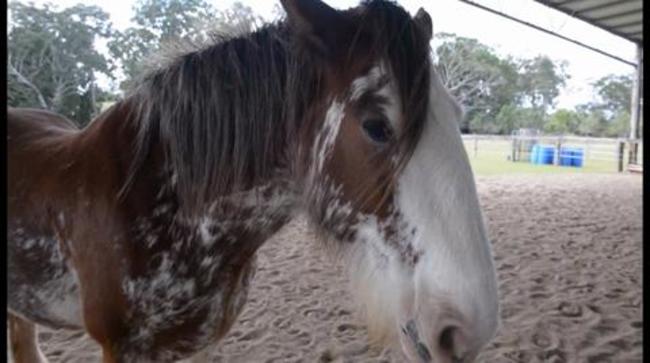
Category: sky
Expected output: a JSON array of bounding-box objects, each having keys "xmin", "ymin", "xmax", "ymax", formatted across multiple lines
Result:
[{"xmin": 13, "ymin": 0, "xmax": 639, "ymax": 111}]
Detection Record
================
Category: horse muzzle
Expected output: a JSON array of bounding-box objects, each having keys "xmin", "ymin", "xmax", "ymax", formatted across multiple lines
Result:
[{"xmin": 398, "ymin": 307, "xmax": 484, "ymax": 363}]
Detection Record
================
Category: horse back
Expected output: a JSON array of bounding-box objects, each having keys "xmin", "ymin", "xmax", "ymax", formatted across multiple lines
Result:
[
  {"xmin": 8, "ymin": 107, "xmax": 78, "ymax": 143},
  {"xmin": 7, "ymin": 105, "xmax": 138, "ymax": 330},
  {"xmin": 8, "ymin": 107, "xmax": 83, "ymax": 224},
  {"xmin": 7, "ymin": 108, "xmax": 86, "ymax": 328}
]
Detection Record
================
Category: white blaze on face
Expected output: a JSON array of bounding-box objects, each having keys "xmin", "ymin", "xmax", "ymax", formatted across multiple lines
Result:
[
  {"xmin": 340, "ymin": 63, "xmax": 413, "ymax": 345},
  {"xmin": 395, "ymin": 69, "xmax": 499, "ymax": 353},
  {"xmin": 313, "ymin": 100, "xmax": 345, "ymax": 173}
]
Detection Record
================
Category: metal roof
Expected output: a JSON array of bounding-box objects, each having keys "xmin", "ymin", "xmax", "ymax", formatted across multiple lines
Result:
[{"xmin": 534, "ymin": 0, "xmax": 643, "ymax": 45}]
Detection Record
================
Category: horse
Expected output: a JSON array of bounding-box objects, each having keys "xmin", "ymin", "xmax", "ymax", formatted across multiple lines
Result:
[{"xmin": 7, "ymin": 0, "xmax": 499, "ymax": 362}]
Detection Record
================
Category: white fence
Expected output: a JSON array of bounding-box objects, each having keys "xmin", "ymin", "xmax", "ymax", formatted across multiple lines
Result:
[{"xmin": 461, "ymin": 134, "xmax": 643, "ymax": 172}]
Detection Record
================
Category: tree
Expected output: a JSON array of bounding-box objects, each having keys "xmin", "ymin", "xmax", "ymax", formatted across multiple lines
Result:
[
  {"xmin": 493, "ymin": 103, "xmax": 521, "ymax": 134},
  {"xmin": 7, "ymin": 2, "xmax": 115, "ymax": 126},
  {"xmin": 517, "ymin": 55, "xmax": 568, "ymax": 113},
  {"xmin": 433, "ymin": 33, "xmax": 518, "ymax": 131},
  {"xmin": 516, "ymin": 107, "xmax": 547, "ymax": 131},
  {"xmin": 575, "ymin": 104, "xmax": 607, "ymax": 137},
  {"xmin": 607, "ymin": 110, "xmax": 631, "ymax": 137},
  {"xmin": 432, "ymin": 33, "xmax": 568, "ymax": 134},
  {"xmin": 212, "ymin": 2, "xmax": 265, "ymax": 35},
  {"xmin": 544, "ymin": 108, "xmax": 582, "ymax": 135},
  {"xmin": 109, "ymin": 0, "xmax": 263, "ymax": 88},
  {"xmin": 108, "ymin": 0, "xmax": 214, "ymax": 85},
  {"xmin": 591, "ymin": 74, "xmax": 633, "ymax": 118},
  {"xmin": 571, "ymin": 74, "xmax": 634, "ymax": 137},
  {"xmin": 432, "ymin": 33, "xmax": 636, "ymax": 137}
]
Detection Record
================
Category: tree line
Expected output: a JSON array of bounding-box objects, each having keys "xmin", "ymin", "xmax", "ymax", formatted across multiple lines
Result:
[
  {"xmin": 7, "ymin": 0, "xmax": 635, "ymax": 138},
  {"xmin": 434, "ymin": 33, "xmax": 634, "ymax": 137}
]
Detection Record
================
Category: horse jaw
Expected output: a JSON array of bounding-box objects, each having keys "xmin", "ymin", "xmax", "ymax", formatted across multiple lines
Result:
[{"xmin": 341, "ymin": 215, "xmax": 413, "ymax": 346}]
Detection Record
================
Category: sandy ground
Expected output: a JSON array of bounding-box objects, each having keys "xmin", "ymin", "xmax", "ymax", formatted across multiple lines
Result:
[{"xmin": 9, "ymin": 174, "xmax": 643, "ymax": 362}]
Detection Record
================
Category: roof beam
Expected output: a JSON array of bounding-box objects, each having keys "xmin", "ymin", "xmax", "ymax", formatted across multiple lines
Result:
[
  {"xmin": 534, "ymin": 0, "xmax": 641, "ymax": 45},
  {"xmin": 610, "ymin": 19, "xmax": 643, "ymax": 29},
  {"xmin": 555, "ymin": 0, "xmax": 585, "ymax": 5},
  {"xmin": 456, "ymin": 0, "xmax": 637, "ymax": 67},
  {"xmin": 575, "ymin": 0, "xmax": 638, "ymax": 15},
  {"xmin": 592, "ymin": 8, "xmax": 640, "ymax": 21}
]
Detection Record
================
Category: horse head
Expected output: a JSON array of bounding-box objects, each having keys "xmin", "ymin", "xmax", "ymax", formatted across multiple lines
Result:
[{"xmin": 283, "ymin": 1, "xmax": 500, "ymax": 361}]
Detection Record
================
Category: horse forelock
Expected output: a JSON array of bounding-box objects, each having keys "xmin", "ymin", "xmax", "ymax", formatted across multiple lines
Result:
[
  {"xmin": 315, "ymin": 1, "xmax": 432, "ymax": 217},
  {"xmin": 307, "ymin": 1, "xmax": 432, "ymax": 223},
  {"xmin": 355, "ymin": 0, "xmax": 432, "ymax": 168}
]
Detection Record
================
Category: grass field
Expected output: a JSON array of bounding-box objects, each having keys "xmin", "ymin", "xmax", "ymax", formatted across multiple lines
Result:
[{"xmin": 462, "ymin": 137, "xmax": 643, "ymax": 176}]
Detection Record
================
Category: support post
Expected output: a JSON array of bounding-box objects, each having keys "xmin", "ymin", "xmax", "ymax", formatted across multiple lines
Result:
[{"xmin": 628, "ymin": 45, "xmax": 643, "ymax": 165}]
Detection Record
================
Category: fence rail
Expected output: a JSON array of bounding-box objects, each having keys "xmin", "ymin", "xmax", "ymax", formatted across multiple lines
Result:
[{"xmin": 461, "ymin": 134, "xmax": 643, "ymax": 173}]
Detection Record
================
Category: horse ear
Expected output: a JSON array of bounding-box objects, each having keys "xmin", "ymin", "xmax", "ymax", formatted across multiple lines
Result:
[
  {"xmin": 414, "ymin": 8, "xmax": 433, "ymax": 42},
  {"xmin": 280, "ymin": 0, "xmax": 349, "ymax": 57}
]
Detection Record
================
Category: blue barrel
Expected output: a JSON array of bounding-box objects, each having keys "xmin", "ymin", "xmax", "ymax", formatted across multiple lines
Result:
[
  {"xmin": 558, "ymin": 147, "xmax": 585, "ymax": 167},
  {"xmin": 530, "ymin": 144, "xmax": 555, "ymax": 165},
  {"xmin": 571, "ymin": 148, "xmax": 584, "ymax": 167},
  {"xmin": 530, "ymin": 144, "xmax": 540, "ymax": 164},
  {"xmin": 559, "ymin": 148, "xmax": 573, "ymax": 166},
  {"xmin": 541, "ymin": 145, "xmax": 555, "ymax": 165}
]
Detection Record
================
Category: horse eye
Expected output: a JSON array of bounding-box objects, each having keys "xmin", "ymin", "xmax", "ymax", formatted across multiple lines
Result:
[{"xmin": 362, "ymin": 118, "xmax": 393, "ymax": 144}]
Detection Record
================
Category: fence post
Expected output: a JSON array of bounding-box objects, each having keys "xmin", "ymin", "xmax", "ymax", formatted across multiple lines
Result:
[
  {"xmin": 618, "ymin": 141, "xmax": 625, "ymax": 172},
  {"xmin": 555, "ymin": 137, "xmax": 562, "ymax": 166},
  {"xmin": 474, "ymin": 136, "xmax": 478, "ymax": 158}
]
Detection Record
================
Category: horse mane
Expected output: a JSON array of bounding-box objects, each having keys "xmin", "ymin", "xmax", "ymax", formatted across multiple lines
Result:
[
  {"xmin": 120, "ymin": 0, "xmax": 431, "ymax": 214},
  {"xmin": 122, "ymin": 22, "xmax": 318, "ymax": 211}
]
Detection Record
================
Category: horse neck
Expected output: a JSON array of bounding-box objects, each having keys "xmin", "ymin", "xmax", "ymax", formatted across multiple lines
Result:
[{"xmin": 115, "ymin": 98, "xmax": 301, "ymax": 263}]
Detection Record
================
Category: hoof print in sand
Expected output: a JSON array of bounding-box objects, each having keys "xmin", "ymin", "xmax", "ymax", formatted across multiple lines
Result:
[{"xmin": 558, "ymin": 302, "xmax": 583, "ymax": 318}]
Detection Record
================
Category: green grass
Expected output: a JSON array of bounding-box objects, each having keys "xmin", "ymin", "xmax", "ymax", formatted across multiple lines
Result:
[{"xmin": 462, "ymin": 139, "xmax": 626, "ymax": 176}]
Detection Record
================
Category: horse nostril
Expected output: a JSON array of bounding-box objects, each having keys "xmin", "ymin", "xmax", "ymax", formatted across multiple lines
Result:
[
  {"xmin": 439, "ymin": 326, "xmax": 456, "ymax": 353},
  {"xmin": 439, "ymin": 325, "xmax": 469, "ymax": 362},
  {"xmin": 401, "ymin": 320, "xmax": 473, "ymax": 362}
]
